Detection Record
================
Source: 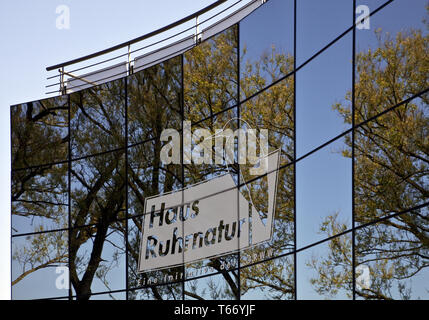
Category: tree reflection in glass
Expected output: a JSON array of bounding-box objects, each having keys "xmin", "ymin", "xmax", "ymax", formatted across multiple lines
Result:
[{"xmin": 309, "ymin": 7, "xmax": 429, "ymax": 299}]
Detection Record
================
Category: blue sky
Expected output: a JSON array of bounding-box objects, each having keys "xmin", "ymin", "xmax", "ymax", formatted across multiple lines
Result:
[{"xmin": 1, "ymin": 0, "xmax": 427, "ymax": 300}]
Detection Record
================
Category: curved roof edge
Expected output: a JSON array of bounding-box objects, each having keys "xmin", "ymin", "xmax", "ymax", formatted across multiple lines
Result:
[{"xmin": 46, "ymin": 0, "xmax": 266, "ymax": 95}]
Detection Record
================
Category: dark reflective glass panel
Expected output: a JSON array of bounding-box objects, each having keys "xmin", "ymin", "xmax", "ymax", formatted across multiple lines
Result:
[
  {"xmin": 183, "ymin": 238, "xmax": 239, "ymax": 295},
  {"xmin": 239, "ymin": 78, "xmax": 295, "ymax": 262},
  {"xmin": 128, "ymin": 56, "xmax": 182, "ymax": 146},
  {"xmin": 355, "ymin": 0, "xmax": 428, "ymax": 121},
  {"xmin": 184, "ymin": 108, "xmax": 238, "ymax": 184},
  {"xmin": 11, "ymin": 96, "xmax": 68, "ymax": 170},
  {"xmin": 241, "ymin": 255, "xmax": 294, "ymax": 300},
  {"xmin": 70, "ymin": 78, "xmax": 126, "ymax": 158},
  {"xmin": 354, "ymin": 99, "xmax": 428, "ymax": 225},
  {"xmin": 88, "ymin": 291, "xmax": 126, "ymax": 300},
  {"xmin": 296, "ymin": 32, "xmax": 352, "ymax": 157},
  {"xmin": 185, "ymin": 272, "xmax": 238, "ymax": 300},
  {"xmin": 12, "ymin": 231, "xmax": 68, "ymax": 299},
  {"xmin": 240, "ymin": 77, "xmax": 294, "ymax": 169},
  {"xmin": 184, "ymin": 25, "xmax": 238, "ymax": 122},
  {"xmin": 297, "ymin": 233, "xmax": 353, "ymax": 300},
  {"xmin": 240, "ymin": 0, "xmax": 294, "ymax": 98},
  {"xmin": 296, "ymin": 134, "xmax": 352, "ymax": 248},
  {"xmin": 356, "ymin": 209, "xmax": 429, "ymax": 300},
  {"xmin": 127, "ymin": 141, "xmax": 183, "ymax": 218},
  {"xmin": 71, "ymin": 150, "xmax": 126, "ymax": 227},
  {"xmin": 356, "ymin": 0, "xmax": 389, "ymax": 13},
  {"xmin": 297, "ymin": 0, "xmax": 353, "ymax": 65},
  {"xmin": 127, "ymin": 216, "xmax": 184, "ymax": 297},
  {"xmin": 12, "ymin": 163, "xmax": 68, "ymax": 235},
  {"xmin": 183, "ymin": 108, "xmax": 239, "ymax": 281},
  {"xmin": 10, "ymin": 0, "xmax": 429, "ymax": 302},
  {"xmin": 70, "ymin": 222, "xmax": 126, "ymax": 299},
  {"xmin": 129, "ymin": 285, "xmax": 182, "ymax": 300},
  {"xmin": 240, "ymin": 165, "xmax": 294, "ymax": 267}
]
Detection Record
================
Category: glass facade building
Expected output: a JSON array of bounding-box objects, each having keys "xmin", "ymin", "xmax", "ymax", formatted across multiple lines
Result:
[{"xmin": 11, "ymin": 0, "xmax": 428, "ymax": 300}]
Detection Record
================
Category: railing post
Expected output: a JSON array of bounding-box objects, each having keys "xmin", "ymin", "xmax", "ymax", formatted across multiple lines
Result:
[
  {"xmin": 127, "ymin": 44, "xmax": 133, "ymax": 75},
  {"xmin": 195, "ymin": 15, "xmax": 202, "ymax": 44},
  {"xmin": 59, "ymin": 67, "xmax": 66, "ymax": 95}
]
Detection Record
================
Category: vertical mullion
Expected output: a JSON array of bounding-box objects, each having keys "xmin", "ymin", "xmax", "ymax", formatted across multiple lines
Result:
[
  {"xmin": 352, "ymin": 0, "xmax": 357, "ymax": 300},
  {"xmin": 293, "ymin": 0, "xmax": 297, "ymax": 301},
  {"xmin": 125, "ymin": 77, "xmax": 129, "ymax": 300},
  {"xmin": 236, "ymin": 22, "xmax": 241, "ymax": 301},
  {"xmin": 9, "ymin": 106, "xmax": 12, "ymax": 300},
  {"xmin": 181, "ymin": 53, "xmax": 185, "ymax": 301},
  {"xmin": 67, "ymin": 94, "xmax": 72, "ymax": 300}
]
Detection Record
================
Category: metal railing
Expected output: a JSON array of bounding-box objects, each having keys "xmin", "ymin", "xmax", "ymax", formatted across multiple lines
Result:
[{"xmin": 45, "ymin": 0, "xmax": 263, "ymax": 95}]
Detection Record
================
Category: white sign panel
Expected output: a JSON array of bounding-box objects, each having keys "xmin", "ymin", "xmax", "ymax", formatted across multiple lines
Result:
[{"xmin": 138, "ymin": 150, "xmax": 280, "ymax": 273}]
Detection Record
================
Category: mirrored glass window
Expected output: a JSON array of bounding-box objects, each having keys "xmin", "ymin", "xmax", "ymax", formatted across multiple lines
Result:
[
  {"xmin": 70, "ymin": 222, "xmax": 126, "ymax": 299},
  {"xmin": 128, "ymin": 56, "xmax": 182, "ymax": 146},
  {"xmin": 12, "ymin": 231, "xmax": 68, "ymax": 300},
  {"xmin": 129, "ymin": 285, "xmax": 182, "ymax": 300},
  {"xmin": 355, "ymin": 0, "xmax": 428, "ymax": 121},
  {"xmin": 239, "ymin": 75, "xmax": 295, "ymax": 263},
  {"xmin": 355, "ymin": 98, "xmax": 428, "ymax": 225},
  {"xmin": 184, "ymin": 25, "xmax": 238, "ymax": 122},
  {"xmin": 240, "ymin": 0, "xmax": 294, "ymax": 97},
  {"xmin": 71, "ymin": 150, "xmax": 126, "ymax": 227},
  {"xmin": 183, "ymin": 108, "xmax": 240, "ymax": 282},
  {"xmin": 296, "ymin": 32, "xmax": 352, "ymax": 157},
  {"xmin": 127, "ymin": 142, "xmax": 183, "ymax": 218},
  {"xmin": 12, "ymin": 163, "xmax": 68, "ymax": 235},
  {"xmin": 297, "ymin": 0, "xmax": 353, "ymax": 65},
  {"xmin": 11, "ymin": 96, "xmax": 68, "ymax": 170},
  {"xmin": 127, "ymin": 216, "xmax": 184, "ymax": 298},
  {"xmin": 241, "ymin": 255, "xmax": 294, "ymax": 300},
  {"xmin": 185, "ymin": 272, "xmax": 238, "ymax": 300},
  {"xmin": 296, "ymin": 134, "xmax": 352, "ymax": 248},
  {"xmin": 70, "ymin": 78, "xmax": 126, "ymax": 158},
  {"xmin": 356, "ymin": 0, "xmax": 389, "ymax": 13},
  {"xmin": 297, "ymin": 233, "xmax": 353, "ymax": 300},
  {"xmin": 356, "ymin": 209, "xmax": 429, "ymax": 300}
]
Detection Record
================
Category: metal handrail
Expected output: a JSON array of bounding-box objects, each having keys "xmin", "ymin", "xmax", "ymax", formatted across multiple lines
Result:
[{"xmin": 46, "ymin": 0, "xmax": 226, "ymax": 71}]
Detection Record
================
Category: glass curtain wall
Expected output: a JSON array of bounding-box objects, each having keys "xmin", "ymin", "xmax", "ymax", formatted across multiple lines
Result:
[{"xmin": 11, "ymin": 0, "xmax": 428, "ymax": 300}]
